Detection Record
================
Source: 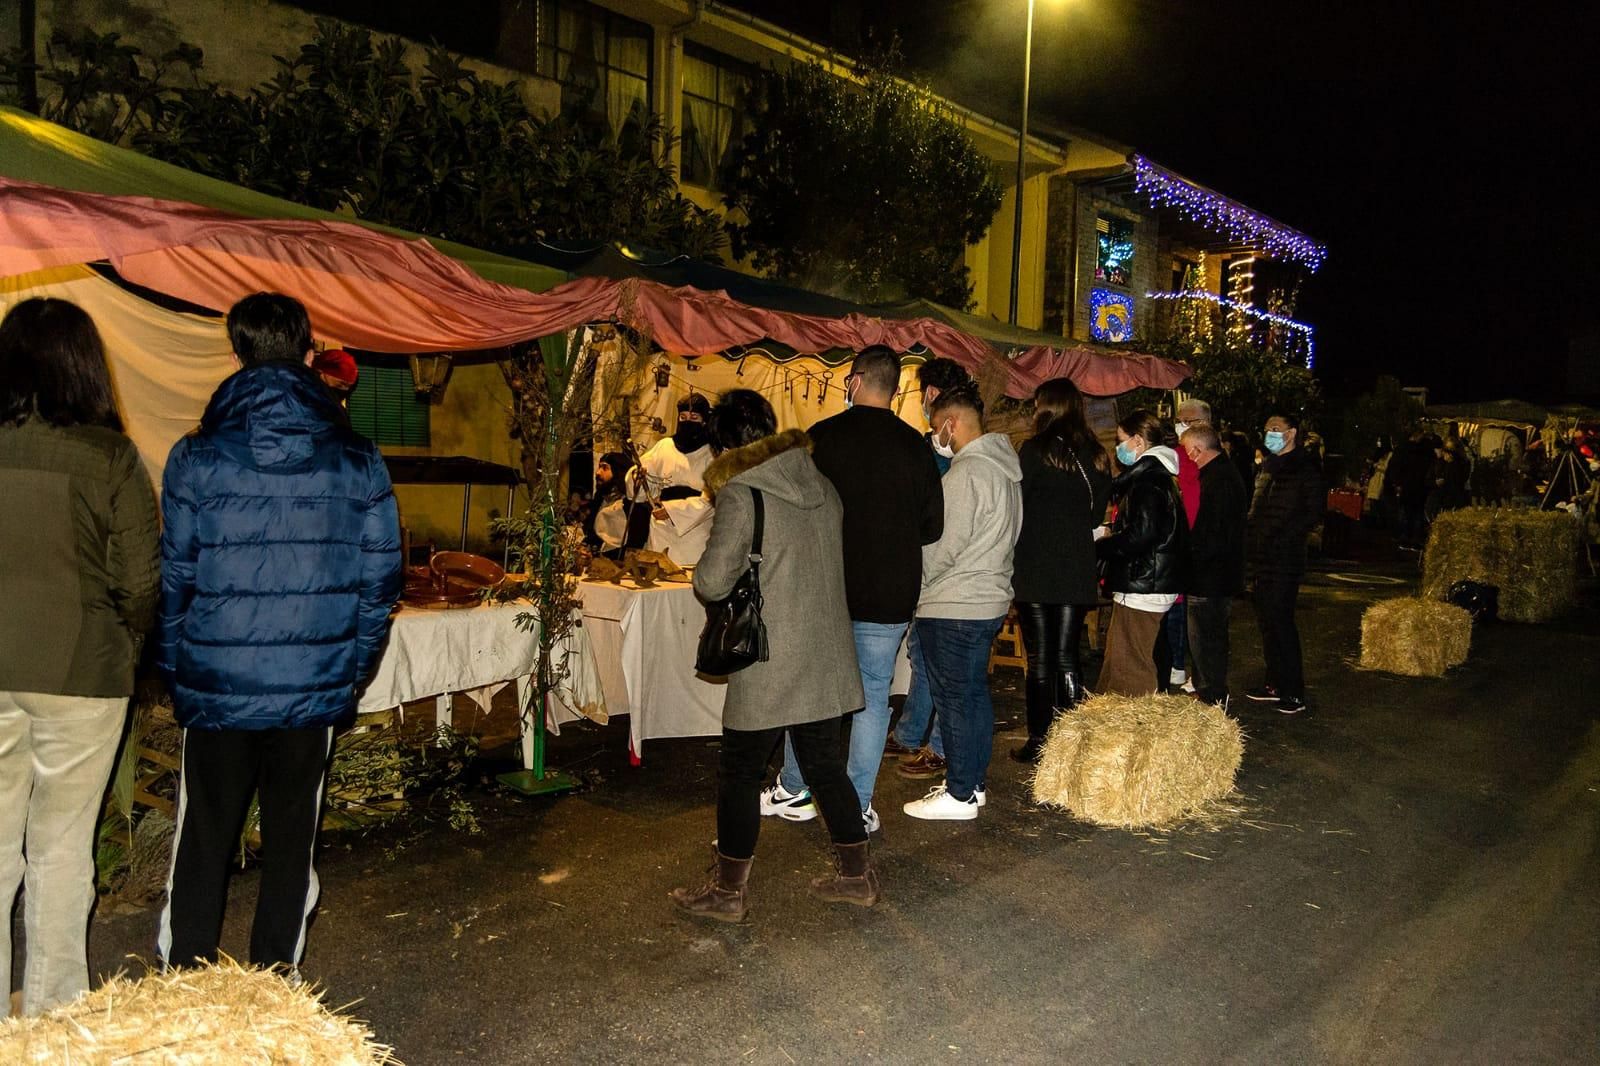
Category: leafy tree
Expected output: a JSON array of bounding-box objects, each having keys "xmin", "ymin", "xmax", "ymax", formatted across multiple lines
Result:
[
  {"xmin": 13, "ymin": 23, "xmax": 725, "ymax": 260},
  {"xmin": 721, "ymin": 55, "xmax": 1003, "ymax": 308},
  {"xmin": 1143, "ymin": 333, "xmax": 1320, "ymax": 439},
  {"xmin": 1332, "ymin": 375, "xmax": 1422, "ymax": 470}
]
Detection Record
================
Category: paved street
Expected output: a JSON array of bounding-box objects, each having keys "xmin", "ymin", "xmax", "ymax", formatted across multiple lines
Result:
[{"xmin": 84, "ymin": 567, "xmax": 1600, "ymax": 1064}]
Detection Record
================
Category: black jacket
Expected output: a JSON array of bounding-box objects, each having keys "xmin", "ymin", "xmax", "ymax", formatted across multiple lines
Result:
[
  {"xmin": 1012, "ymin": 438, "xmax": 1111, "ymax": 605},
  {"xmin": 1247, "ymin": 445, "xmax": 1324, "ymax": 579},
  {"xmin": 808, "ymin": 405, "xmax": 944, "ymax": 623},
  {"xmin": 1188, "ymin": 456, "xmax": 1249, "ymax": 597},
  {"xmin": 1097, "ymin": 449, "xmax": 1188, "ymax": 595}
]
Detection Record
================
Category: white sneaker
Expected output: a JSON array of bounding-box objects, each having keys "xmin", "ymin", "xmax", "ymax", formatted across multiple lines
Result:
[
  {"xmin": 974, "ymin": 787, "xmax": 987, "ymax": 808},
  {"xmin": 1170, "ymin": 668, "xmax": 1189, "ymax": 687},
  {"xmin": 759, "ymin": 776, "xmax": 817, "ymax": 822},
  {"xmin": 903, "ymin": 785, "xmax": 979, "ymax": 821},
  {"xmin": 862, "ymin": 807, "xmax": 881, "ymax": 834}
]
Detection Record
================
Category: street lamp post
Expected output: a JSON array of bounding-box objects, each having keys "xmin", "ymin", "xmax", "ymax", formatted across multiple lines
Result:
[{"xmin": 1007, "ymin": 0, "xmax": 1036, "ymax": 325}]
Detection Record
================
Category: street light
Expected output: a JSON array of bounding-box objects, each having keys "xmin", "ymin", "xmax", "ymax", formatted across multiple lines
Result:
[{"xmin": 1008, "ymin": 0, "xmax": 1038, "ymax": 326}]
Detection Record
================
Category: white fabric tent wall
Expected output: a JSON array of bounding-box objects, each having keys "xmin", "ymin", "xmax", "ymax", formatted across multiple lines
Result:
[{"xmin": 1, "ymin": 265, "xmax": 235, "ymax": 485}]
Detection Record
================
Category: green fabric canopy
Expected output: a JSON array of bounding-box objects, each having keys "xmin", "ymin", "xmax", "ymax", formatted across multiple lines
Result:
[{"xmin": 0, "ymin": 107, "xmax": 567, "ymax": 295}]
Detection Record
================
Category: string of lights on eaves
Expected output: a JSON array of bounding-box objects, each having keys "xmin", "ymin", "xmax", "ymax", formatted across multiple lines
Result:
[
  {"xmin": 1132, "ymin": 156, "xmax": 1328, "ymax": 273},
  {"xmin": 1143, "ymin": 290, "xmax": 1318, "ymax": 368}
]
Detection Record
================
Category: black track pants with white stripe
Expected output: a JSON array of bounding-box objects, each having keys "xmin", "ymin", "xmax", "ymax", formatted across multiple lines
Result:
[{"xmin": 159, "ymin": 725, "xmax": 334, "ymax": 970}]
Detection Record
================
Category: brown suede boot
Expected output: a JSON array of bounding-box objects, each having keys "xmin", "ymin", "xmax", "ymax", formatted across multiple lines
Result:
[
  {"xmin": 669, "ymin": 850, "xmax": 752, "ymax": 923},
  {"xmin": 809, "ymin": 841, "xmax": 881, "ymax": 907}
]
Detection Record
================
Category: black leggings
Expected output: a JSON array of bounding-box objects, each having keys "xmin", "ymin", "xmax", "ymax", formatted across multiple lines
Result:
[
  {"xmin": 717, "ymin": 718, "xmax": 865, "ymax": 859},
  {"xmin": 1014, "ymin": 601, "xmax": 1090, "ymax": 737}
]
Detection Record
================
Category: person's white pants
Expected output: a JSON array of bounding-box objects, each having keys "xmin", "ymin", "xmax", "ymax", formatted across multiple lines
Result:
[{"xmin": 0, "ymin": 690, "xmax": 128, "ymax": 1016}]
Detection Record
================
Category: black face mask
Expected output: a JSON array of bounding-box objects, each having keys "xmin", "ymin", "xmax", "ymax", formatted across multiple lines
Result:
[{"xmin": 673, "ymin": 423, "xmax": 709, "ymax": 452}]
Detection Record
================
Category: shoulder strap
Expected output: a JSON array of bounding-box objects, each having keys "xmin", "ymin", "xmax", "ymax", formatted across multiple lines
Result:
[{"xmin": 749, "ymin": 487, "xmax": 765, "ymax": 558}]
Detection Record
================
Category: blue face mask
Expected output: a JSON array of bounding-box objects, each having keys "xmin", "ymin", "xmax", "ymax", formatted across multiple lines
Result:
[
  {"xmin": 1264, "ymin": 430, "xmax": 1287, "ymax": 455},
  {"xmin": 1115, "ymin": 441, "xmax": 1138, "ymax": 467}
]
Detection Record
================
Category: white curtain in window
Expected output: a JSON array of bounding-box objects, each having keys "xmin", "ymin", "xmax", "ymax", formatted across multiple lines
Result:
[
  {"xmin": 682, "ymin": 54, "xmax": 729, "ymax": 186},
  {"xmin": 607, "ymin": 74, "xmax": 648, "ymax": 143}
]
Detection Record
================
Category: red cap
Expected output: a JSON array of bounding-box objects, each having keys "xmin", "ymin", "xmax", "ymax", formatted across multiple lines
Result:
[{"xmin": 312, "ymin": 348, "xmax": 359, "ymax": 387}]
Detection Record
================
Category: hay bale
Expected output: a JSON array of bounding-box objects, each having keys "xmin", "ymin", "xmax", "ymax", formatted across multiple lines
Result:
[
  {"xmin": 0, "ymin": 958, "xmax": 397, "ymax": 1064},
  {"xmin": 1422, "ymin": 507, "xmax": 1581, "ymax": 622},
  {"xmin": 1358, "ymin": 597, "xmax": 1473, "ymax": 677},
  {"xmin": 1031, "ymin": 693, "xmax": 1243, "ymax": 827}
]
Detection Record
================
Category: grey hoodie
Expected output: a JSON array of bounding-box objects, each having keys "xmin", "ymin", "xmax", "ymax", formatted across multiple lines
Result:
[{"xmin": 919, "ymin": 431, "xmax": 1024, "ymax": 620}]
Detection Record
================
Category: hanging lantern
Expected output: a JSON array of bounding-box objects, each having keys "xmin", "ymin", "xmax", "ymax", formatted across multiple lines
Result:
[{"xmin": 410, "ymin": 353, "xmax": 453, "ymax": 402}]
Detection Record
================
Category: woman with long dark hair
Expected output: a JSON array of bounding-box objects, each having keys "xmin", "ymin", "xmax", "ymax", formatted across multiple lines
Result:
[
  {"xmin": 1094, "ymin": 409, "xmax": 1188, "ymax": 697},
  {"xmin": 0, "ymin": 298, "xmax": 160, "ymax": 1015},
  {"xmin": 671, "ymin": 389, "xmax": 877, "ymax": 922},
  {"xmin": 1009, "ymin": 378, "xmax": 1112, "ymax": 761}
]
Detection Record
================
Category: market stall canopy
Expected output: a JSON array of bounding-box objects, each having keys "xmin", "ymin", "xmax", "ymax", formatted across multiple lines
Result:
[
  {"xmin": 0, "ymin": 109, "xmax": 1188, "ymax": 395},
  {"xmin": 1424, "ymin": 399, "xmax": 1563, "ymax": 427}
]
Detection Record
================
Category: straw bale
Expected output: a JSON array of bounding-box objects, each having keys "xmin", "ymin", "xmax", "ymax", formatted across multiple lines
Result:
[
  {"xmin": 1357, "ymin": 597, "xmax": 1473, "ymax": 677},
  {"xmin": 1030, "ymin": 693, "xmax": 1244, "ymax": 828},
  {"xmin": 1422, "ymin": 507, "xmax": 1581, "ymax": 622},
  {"xmin": 0, "ymin": 958, "xmax": 397, "ymax": 1065}
]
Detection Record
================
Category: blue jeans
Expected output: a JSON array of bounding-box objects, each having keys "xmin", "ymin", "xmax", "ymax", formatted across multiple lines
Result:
[
  {"xmin": 915, "ymin": 616, "xmax": 1004, "ymax": 801},
  {"xmin": 1165, "ymin": 599, "xmax": 1188, "ymax": 677},
  {"xmin": 892, "ymin": 622, "xmax": 944, "ymax": 757},
  {"xmin": 780, "ymin": 621, "xmax": 907, "ymax": 812}
]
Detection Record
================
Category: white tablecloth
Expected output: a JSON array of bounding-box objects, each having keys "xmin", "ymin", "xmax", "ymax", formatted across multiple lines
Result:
[
  {"xmin": 573, "ymin": 579, "xmax": 911, "ymax": 758},
  {"xmin": 576, "ymin": 579, "xmax": 725, "ymax": 756},
  {"xmin": 359, "ymin": 601, "xmax": 604, "ymax": 769}
]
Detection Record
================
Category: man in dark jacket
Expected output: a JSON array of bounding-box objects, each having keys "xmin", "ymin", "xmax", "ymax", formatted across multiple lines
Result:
[
  {"xmin": 764, "ymin": 346, "xmax": 944, "ymax": 832},
  {"xmin": 1179, "ymin": 423, "xmax": 1247, "ymax": 706},
  {"xmin": 1244, "ymin": 412, "xmax": 1323, "ymax": 715},
  {"xmin": 157, "ymin": 293, "xmax": 403, "ymax": 973}
]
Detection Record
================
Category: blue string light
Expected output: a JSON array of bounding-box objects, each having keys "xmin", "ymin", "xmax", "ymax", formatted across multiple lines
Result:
[
  {"xmin": 1133, "ymin": 156, "xmax": 1328, "ymax": 273},
  {"xmin": 1144, "ymin": 290, "xmax": 1317, "ymax": 368}
]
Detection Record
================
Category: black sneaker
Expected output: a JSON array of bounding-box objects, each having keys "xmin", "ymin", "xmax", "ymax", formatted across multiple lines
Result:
[
  {"xmin": 1277, "ymin": 696, "xmax": 1307, "ymax": 715},
  {"xmin": 1243, "ymin": 686, "xmax": 1280, "ymax": 702}
]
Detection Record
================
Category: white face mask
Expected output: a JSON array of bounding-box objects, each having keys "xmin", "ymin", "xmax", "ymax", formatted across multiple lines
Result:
[
  {"xmin": 1174, "ymin": 420, "xmax": 1190, "ymax": 439},
  {"xmin": 931, "ymin": 421, "xmax": 956, "ymax": 458}
]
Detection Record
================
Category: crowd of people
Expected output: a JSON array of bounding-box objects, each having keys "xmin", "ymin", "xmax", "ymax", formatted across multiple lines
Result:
[
  {"xmin": 1, "ymin": 290, "xmax": 1325, "ymax": 1006},
  {"xmin": 669, "ymin": 347, "xmax": 1324, "ymax": 922}
]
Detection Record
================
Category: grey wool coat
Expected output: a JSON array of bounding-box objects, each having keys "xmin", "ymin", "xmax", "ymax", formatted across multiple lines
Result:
[{"xmin": 693, "ymin": 430, "xmax": 864, "ymax": 731}]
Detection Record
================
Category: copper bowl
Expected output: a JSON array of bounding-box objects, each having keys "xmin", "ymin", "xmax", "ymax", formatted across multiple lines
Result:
[{"xmin": 429, "ymin": 551, "xmax": 506, "ymax": 589}]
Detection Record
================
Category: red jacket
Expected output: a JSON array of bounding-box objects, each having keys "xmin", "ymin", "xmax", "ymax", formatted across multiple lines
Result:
[{"xmin": 1177, "ymin": 445, "xmax": 1202, "ymax": 528}]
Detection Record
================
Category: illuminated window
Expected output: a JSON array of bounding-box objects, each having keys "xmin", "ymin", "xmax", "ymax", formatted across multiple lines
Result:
[
  {"xmin": 533, "ymin": 0, "xmax": 652, "ymax": 145},
  {"xmin": 681, "ymin": 45, "xmax": 752, "ymax": 189},
  {"xmin": 1095, "ymin": 215, "xmax": 1135, "ymax": 287}
]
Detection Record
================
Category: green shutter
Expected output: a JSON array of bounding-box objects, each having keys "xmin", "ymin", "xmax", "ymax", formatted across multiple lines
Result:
[{"xmin": 348, "ymin": 364, "xmax": 431, "ymax": 446}]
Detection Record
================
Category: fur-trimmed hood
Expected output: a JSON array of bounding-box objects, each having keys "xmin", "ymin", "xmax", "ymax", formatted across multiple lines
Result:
[{"xmin": 702, "ymin": 429, "xmax": 823, "ymax": 507}]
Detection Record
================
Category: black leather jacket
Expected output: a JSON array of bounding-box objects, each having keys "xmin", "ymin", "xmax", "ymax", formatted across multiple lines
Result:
[{"xmin": 1096, "ymin": 450, "xmax": 1189, "ymax": 595}]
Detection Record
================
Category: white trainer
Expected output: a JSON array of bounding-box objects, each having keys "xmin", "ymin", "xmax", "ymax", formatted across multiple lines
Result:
[
  {"xmin": 974, "ymin": 787, "xmax": 987, "ymax": 808},
  {"xmin": 1170, "ymin": 668, "xmax": 1189, "ymax": 687},
  {"xmin": 862, "ymin": 807, "xmax": 881, "ymax": 834},
  {"xmin": 903, "ymin": 785, "xmax": 979, "ymax": 821},
  {"xmin": 758, "ymin": 776, "xmax": 817, "ymax": 822}
]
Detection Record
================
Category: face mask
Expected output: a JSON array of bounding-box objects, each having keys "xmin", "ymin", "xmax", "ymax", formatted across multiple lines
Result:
[
  {"xmin": 673, "ymin": 423, "xmax": 708, "ymax": 452},
  {"xmin": 1264, "ymin": 430, "xmax": 1287, "ymax": 455},
  {"xmin": 1115, "ymin": 441, "xmax": 1138, "ymax": 467},
  {"xmin": 1174, "ymin": 420, "xmax": 1190, "ymax": 439},
  {"xmin": 931, "ymin": 422, "xmax": 956, "ymax": 459}
]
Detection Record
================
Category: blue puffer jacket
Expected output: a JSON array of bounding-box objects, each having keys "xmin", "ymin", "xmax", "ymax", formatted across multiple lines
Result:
[{"xmin": 158, "ymin": 362, "xmax": 404, "ymax": 730}]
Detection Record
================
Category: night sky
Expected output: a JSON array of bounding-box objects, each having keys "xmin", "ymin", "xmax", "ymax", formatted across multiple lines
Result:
[{"xmin": 739, "ymin": 0, "xmax": 1597, "ymax": 404}]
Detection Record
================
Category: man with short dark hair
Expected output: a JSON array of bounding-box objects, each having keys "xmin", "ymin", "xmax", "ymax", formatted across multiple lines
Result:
[
  {"xmin": 762, "ymin": 346, "xmax": 944, "ymax": 832},
  {"xmin": 1244, "ymin": 411, "xmax": 1323, "ymax": 715},
  {"xmin": 158, "ymin": 292, "xmax": 403, "ymax": 974},
  {"xmin": 1180, "ymin": 422, "xmax": 1247, "ymax": 706},
  {"xmin": 903, "ymin": 385, "xmax": 1022, "ymax": 821}
]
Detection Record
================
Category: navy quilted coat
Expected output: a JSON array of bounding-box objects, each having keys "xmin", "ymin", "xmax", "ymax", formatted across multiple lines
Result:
[{"xmin": 157, "ymin": 362, "xmax": 403, "ymax": 730}]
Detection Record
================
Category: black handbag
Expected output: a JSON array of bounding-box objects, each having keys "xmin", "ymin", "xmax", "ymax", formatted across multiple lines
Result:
[{"xmin": 695, "ymin": 487, "xmax": 770, "ymax": 676}]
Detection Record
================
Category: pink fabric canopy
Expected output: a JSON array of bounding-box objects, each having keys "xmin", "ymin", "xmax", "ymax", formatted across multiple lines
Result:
[{"xmin": 0, "ymin": 177, "xmax": 1188, "ymax": 397}]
